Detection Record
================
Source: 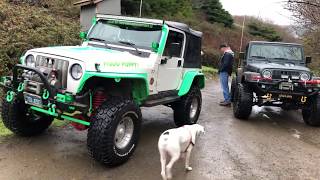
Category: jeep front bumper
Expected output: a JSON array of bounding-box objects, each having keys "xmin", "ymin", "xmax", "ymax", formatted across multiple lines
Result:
[{"xmin": 0, "ymin": 64, "xmax": 91, "ymax": 126}]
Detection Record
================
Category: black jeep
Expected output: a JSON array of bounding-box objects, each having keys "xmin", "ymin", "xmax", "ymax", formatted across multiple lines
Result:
[{"xmin": 231, "ymin": 41, "xmax": 320, "ymax": 126}]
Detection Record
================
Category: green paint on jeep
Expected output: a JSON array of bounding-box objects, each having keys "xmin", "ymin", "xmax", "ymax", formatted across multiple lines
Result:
[
  {"xmin": 57, "ymin": 93, "xmax": 74, "ymax": 103},
  {"xmin": 107, "ymin": 20, "xmax": 154, "ymax": 28},
  {"xmin": 77, "ymin": 71, "xmax": 149, "ymax": 104},
  {"xmin": 103, "ymin": 62, "xmax": 138, "ymax": 68},
  {"xmin": 158, "ymin": 24, "xmax": 169, "ymax": 55},
  {"xmin": 92, "ymin": 16, "xmax": 97, "ymax": 26},
  {"xmin": 178, "ymin": 70, "xmax": 205, "ymax": 96},
  {"xmin": 19, "ymin": 55, "xmax": 25, "ymax": 64},
  {"xmin": 31, "ymin": 106, "xmax": 90, "ymax": 126}
]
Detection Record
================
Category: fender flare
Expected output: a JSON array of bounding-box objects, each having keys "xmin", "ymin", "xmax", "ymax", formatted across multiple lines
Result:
[
  {"xmin": 77, "ymin": 72, "xmax": 149, "ymax": 104},
  {"xmin": 178, "ymin": 71, "xmax": 205, "ymax": 96}
]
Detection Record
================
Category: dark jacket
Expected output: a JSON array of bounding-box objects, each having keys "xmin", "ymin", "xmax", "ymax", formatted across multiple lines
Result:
[{"xmin": 219, "ymin": 51, "xmax": 234, "ymax": 75}]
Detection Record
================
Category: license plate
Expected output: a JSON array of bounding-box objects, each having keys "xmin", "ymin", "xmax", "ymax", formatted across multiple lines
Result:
[
  {"xmin": 24, "ymin": 93, "xmax": 43, "ymax": 107},
  {"xmin": 279, "ymin": 82, "xmax": 293, "ymax": 91}
]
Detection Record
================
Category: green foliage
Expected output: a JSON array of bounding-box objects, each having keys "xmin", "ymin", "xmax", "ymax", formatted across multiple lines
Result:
[
  {"xmin": 247, "ymin": 21, "xmax": 282, "ymax": 42},
  {"xmin": 0, "ymin": 0, "xmax": 80, "ymax": 76},
  {"xmin": 200, "ymin": 0, "xmax": 233, "ymax": 28},
  {"xmin": 122, "ymin": 0, "xmax": 194, "ymax": 19},
  {"xmin": 202, "ymin": 66, "xmax": 218, "ymax": 77}
]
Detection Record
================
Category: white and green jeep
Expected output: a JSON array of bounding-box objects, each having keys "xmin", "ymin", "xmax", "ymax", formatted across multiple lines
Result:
[{"xmin": 0, "ymin": 15, "xmax": 205, "ymax": 166}]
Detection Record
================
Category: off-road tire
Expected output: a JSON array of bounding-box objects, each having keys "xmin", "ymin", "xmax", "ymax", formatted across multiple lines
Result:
[
  {"xmin": 302, "ymin": 95, "xmax": 320, "ymax": 126},
  {"xmin": 233, "ymin": 83, "xmax": 253, "ymax": 119},
  {"xmin": 173, "ymin": 86, "xmax": 202, "ymax": 127},
  {"xmin": 1, "ymin": 97, "xmax": 53, "ymax": 136},
  {"xmin": 231, "ymin": 77, "xmax": 236, "ymax": 102},
  {"xmin": 87, "ymin": 97, "xmax": 142, "ymax": 167}
]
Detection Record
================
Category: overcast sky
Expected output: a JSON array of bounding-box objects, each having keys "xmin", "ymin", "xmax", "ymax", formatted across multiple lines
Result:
[{"xmin": 220, "ymin": 0, "xmax": 293, "ymax": 25}]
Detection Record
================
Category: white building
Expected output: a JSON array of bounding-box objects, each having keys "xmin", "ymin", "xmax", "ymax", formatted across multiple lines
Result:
[{"xmin": 74, "ymin": 0, "xmax": 121, "ymax": 31}]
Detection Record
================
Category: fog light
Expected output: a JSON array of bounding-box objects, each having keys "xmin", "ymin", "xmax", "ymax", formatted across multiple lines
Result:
[{"xmin": 261, "ymin": 85, "xmax": 266, "ymax": 89}]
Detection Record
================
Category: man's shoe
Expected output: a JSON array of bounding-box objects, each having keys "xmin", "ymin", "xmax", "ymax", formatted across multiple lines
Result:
[{"xmin": 219, "ymin": 101, "xmax": 231, "ymax": 106}]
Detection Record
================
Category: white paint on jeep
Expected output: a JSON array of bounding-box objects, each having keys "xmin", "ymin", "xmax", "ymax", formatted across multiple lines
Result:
[{"xmin": 26, "ymin": 45, "xmax": 160, "ymax": 95}]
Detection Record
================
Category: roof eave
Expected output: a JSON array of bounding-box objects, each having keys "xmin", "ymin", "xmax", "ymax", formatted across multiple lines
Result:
[{"xmin": 73, "ymin": 0, "xmax": 103, "ymax": 6}]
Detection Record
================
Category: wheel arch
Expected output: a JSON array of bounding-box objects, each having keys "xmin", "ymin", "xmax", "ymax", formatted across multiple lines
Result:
[
  {"xmin": 178, "ymin": 71, "xmax": 205, "ymax": 96},
  {"xmin": 77, "ymin": 72, "xmax": 149, "ymax": 105}
]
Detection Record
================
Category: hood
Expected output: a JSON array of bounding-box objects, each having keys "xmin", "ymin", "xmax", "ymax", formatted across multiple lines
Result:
[
  {"xmin": 29, "ymin": 45, "xmax": 158, "ymax": 73},
  {"xmin": 246, "ymin": 62, "xmax": 310, "ymax": 72}
]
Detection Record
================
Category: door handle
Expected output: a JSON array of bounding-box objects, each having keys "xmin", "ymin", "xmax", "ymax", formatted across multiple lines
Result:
[
  {"xmin": 177, "ymin": 60, "xmax": 182, "ymax": 67},
  {"xmin": 160, "ymin": 58, "xmax": 168, "ymax": 65}
]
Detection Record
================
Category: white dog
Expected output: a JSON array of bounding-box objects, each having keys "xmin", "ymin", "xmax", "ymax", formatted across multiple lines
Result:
[{"xmin": 158, "ymin": 124, "xmax": 205, "ymax": 180}]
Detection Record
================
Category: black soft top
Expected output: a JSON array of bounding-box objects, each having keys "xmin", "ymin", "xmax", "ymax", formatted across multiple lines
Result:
[{"xmin": 166, "ymin": 21, "xmax": 202, "ymax": 37}]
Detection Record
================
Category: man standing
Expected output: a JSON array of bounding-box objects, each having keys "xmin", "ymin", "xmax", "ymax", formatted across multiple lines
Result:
[{"xmin": 218, "ymin": 44, "xmax": 234, "ymax": 106}]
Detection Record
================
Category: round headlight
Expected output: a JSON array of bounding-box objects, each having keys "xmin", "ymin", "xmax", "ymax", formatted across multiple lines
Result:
[
  {"xmin": 25, "ymin": 55, "xmax": 35, "ymax": 67},
  {"xmin": 300, "ymin": 72, "xmax": 310, "ymax": 81},
  {"xmin": 262, "ymin": 70, "xmax": 272, "ymax": 79},
  {"xmin": 70, "ymin": 64, "xmax": 83, "ymax": 80}
]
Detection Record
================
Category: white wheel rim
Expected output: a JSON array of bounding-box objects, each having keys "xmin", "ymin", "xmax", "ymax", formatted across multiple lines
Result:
[
  {"xmin": 189, "ymin": 97, "xmax": 199, "ymax": 120},
  {"xmin": 114, "ymin": 116, "xmax": 134, "ymax": 149}
]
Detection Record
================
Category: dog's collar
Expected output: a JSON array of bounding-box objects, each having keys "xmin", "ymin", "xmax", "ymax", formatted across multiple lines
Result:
[{"xmin": 183, "ymin": 126, "xmax": 195, "ymax": 152}]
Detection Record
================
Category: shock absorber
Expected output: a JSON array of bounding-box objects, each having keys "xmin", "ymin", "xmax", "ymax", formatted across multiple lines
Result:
[
  {"xmin": 71, "ymin": 90, "xmax": 107, "ymax": 131},
  {"xmin": 92, "ymin": 90, "xmax": 107, "ymax": 110}
]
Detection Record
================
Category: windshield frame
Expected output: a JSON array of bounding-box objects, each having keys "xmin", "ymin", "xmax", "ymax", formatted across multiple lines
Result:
[
  {"xmin": 248, "ymin": 43, "xmax": 304, "ymax": 63},
  {"xmin": 86, "ymin": 18, "xmax": 163, "ymax": 51}
]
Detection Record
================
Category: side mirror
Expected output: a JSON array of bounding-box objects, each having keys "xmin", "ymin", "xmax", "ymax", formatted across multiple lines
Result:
[
  {"xmin": 306, "ymin": 56, "xmax": 312, "ymax": 64},
  {"xmin": 151, "ymin": 42, "xmax": 159, "ymax": 52},
  {"xmin": 79, "ymin": 32, "xmax": 87, "ymax": 40},
  {"xmin": 239, "ymin": 52, "xmax": 245, "ymax": 60},
  {"xmin": 168, "ymin": 43, "xmax": 181, "ymax": 57}
]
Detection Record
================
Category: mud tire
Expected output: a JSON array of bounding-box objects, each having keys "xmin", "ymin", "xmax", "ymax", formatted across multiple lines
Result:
[
  {"xmin": 173, "ymin": 86, "xmax": 202, "ymax": 127},
  {"xmin": 231, "ymin": 77, "xmax": 236, "ymax": 102},
  {"xmin": 1, "ymin": 97, "xmax": 53, "ymax": 136},
  {"xmin": 233, "ymin": 83, "xmax": 253, "ymax": 119},
  {"xmin": 87, "ymin": 97, "xmax": 142, "ymax": 167},
  {"xmin": 302, "ymin": 95, "xmax": 320, "ymax": 126}
]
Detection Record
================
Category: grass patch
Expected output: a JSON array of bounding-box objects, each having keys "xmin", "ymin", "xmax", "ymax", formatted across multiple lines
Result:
[
  {"xmin": 202, "ymin": 66, "xmax": 218, "ymax": 78},
  {"xmin": 0, "ymin": 120, "xmax": 12, "ymax": 137},
  {"xmin": 0, "ymin": 118, "xmax": 69, "ymax": 138},
  {"xmin": 52, "ymin": 119, "xmax": 70, "ymax": 127}
]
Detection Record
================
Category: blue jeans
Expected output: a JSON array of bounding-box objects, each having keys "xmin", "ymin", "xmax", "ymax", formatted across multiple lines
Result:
[{"xmin": 219, "ymin": 72, "xmax": 231, "ymax": 102}]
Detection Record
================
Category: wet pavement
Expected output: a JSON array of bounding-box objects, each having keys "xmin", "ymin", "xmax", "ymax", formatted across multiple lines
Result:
[{"xmin": 1, "ymin": 80, "xmax": 320, "ymax": 180}]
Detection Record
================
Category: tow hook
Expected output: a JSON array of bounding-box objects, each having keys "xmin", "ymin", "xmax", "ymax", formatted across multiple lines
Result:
[
  {"xmin": 17, "ymin": 82, "xmax": 25, "ymax": 92},
  {"xmin": 42, "ymin": 89, "xmax": 50, "ymax": 100},
  {"xmin": 6, "ymin": 91, "xmax": 15, "ymax": 102},
  {"xmin": 47, "ymin": 103, "xmax": 57, "ymax": 115},
  {"xmin": 301, "ymin": 96, "xmax": 307, "ymax": 103}
]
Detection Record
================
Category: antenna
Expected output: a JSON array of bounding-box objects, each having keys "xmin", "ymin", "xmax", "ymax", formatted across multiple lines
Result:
[
  {"xmin": 239, "ymin": 15, "xmax": 246, "ymax": 52},
  {"xmin": 139, "ymin": 0, "xmax": 143, "ymax": 17}
]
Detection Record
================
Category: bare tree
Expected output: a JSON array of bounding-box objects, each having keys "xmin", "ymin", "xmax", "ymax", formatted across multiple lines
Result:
[{"xmin": 286, "ymin": 0, "xmax": 320, "ymax": 30}]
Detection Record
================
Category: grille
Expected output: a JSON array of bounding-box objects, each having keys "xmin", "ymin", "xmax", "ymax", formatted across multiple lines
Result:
[
  {"xmin": 35, "ymin": 55, "xmax": 69, "ymax": 89},
  {"xmin": 272, "ymin": 70, "xmax": 300, "ymax": 79}
]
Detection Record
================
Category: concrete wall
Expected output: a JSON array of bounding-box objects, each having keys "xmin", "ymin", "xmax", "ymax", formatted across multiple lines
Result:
[
  {"xmin": 97, "ymin": 0, "xmax": 121, "ymax": 15},
  {"xmin": 80, "ymin": 0, "xmax": 121, "ymax": 31}
]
